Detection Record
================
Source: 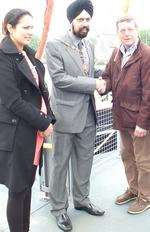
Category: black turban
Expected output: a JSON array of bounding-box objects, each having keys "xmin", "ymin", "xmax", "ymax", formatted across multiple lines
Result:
[{"xmin": 67, "ymin": 0, "xmax": 93, "ymax": 23}]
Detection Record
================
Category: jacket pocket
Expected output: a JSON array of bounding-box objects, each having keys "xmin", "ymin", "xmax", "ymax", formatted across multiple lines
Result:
[
  {"xmin": 120, "ymin": 101, "xmax": 140, "ymax": 112},
  {"xmin": 119, "ymin": 101, "xmax": 139, "ymax": 125},
  {"xmin": 0, "ymin": 117, "xmax": 18, "ymax": 151},
  {"xmin": 56, "ymin": 99, "xmax": 75, "ymax": 106}
]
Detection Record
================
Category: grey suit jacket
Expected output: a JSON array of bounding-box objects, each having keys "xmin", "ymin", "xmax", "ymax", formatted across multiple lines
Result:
[{"xmin": 46, "ymin": 32, "xmax": 97, "ymax": 133}]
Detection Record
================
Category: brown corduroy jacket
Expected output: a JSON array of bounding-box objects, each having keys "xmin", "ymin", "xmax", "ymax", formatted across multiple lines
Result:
[{"xmin": 102, "ymin": 41, "xmax": 150, "ymax": 130}]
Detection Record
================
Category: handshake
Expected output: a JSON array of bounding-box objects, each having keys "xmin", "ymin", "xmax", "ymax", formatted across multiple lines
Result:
[{"xmin": 96, "ymin": 78, "xmax": 106, "ymax": 94}]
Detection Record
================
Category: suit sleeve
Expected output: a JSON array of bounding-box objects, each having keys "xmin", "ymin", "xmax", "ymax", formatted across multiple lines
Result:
[
  {"xmin": 45, "ymin": 41, "xmax": 96, "ymax": 94},
  {"xmin": 0, "ymin": 53, "xmax": 53, "ymax": 131}
]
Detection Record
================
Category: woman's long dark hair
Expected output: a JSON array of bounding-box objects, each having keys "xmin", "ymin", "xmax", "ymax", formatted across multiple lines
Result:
[{"xmin": 3, "ymin": 8, "xmax": 32, "ymax": 35}]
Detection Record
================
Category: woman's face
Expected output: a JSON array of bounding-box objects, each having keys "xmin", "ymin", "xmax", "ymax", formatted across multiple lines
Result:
[{"xmin": 8, "ymin": 14, "xmax": 34, "ymax": 50}]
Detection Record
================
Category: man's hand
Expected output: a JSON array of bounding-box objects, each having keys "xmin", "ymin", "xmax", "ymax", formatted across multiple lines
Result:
[
  {"xmin": 96, "ymin": 79, "xmax": 106, "ymax": 94},
  {"xmin": 134, "ymin": 125, "xmax": 147, "ymax": 137},
  {"xmin": 39, "ymin": 123, "xmax": 53, "ymax": 138}
]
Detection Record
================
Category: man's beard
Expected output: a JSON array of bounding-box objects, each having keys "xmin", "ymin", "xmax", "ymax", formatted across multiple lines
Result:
[{"xmin": 72, "ymin": 25, "xmax": 89, "ymax": 38}]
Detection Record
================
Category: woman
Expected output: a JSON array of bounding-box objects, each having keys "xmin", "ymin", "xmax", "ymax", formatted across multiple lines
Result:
[{"xmin": 0, "ymin": 8, "xmax": 56, "ymax": 232}]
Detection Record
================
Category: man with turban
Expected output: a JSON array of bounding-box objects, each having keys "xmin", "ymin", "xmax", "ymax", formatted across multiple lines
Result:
[
  {"xmin": 67, "ymin": 0, "xmax": 94, "ymax": 23},
  {"xmin": 46, "ymin": 0, "xmax": 105, "ymax": 231}
]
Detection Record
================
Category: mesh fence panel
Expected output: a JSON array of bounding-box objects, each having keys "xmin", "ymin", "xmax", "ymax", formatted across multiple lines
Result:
[{"xmin": 94, "ymin": 108, "xmax": 118, "ymax": 155}]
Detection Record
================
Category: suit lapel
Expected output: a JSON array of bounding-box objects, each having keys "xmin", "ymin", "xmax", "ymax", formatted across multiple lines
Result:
[{"xmin": 58, "ymin": 34, "xmax": 84, "ymax": 74}]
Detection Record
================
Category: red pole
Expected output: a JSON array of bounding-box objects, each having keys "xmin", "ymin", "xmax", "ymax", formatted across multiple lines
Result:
[{"xmin": 35, "ymin": 0, "xmax": 54, "ymax": 59}]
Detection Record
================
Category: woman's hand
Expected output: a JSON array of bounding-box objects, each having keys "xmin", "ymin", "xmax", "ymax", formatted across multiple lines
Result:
[{"xmin": 38, "ymin": 123, "xmax": 53, "ymax": 138}]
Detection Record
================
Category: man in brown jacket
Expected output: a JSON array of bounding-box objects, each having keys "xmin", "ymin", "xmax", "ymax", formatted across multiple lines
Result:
[{"xmin": 101, "ymin": 16, "xmax": 150, "ymax": 214}]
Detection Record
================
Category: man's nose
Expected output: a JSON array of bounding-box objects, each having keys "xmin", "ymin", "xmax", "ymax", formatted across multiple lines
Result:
[
  {"xmin": 82, "ymin": 20, "xmax": 89, "ymax": 27},
  {"xmin": 124, "ymin": 30, "xmax": 129, "ymax": 36}
]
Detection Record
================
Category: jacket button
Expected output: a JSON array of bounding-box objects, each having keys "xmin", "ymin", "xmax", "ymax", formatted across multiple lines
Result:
[
  {"xmin": 12, "ymin": 119, "xmax": 17, "ymax": 124},
  {"xmin": 24, "ymin": 89, "xmax": 28, "ymax": 94}
]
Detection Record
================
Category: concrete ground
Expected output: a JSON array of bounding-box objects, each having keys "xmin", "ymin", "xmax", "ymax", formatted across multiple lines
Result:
[{"xmin": 0, "ymin": 152, "xmax": 150, "ymax": 232}]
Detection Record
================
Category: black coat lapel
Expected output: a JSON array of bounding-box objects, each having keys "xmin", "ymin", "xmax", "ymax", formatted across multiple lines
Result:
[
  {"xmin": 17, "ymin": 57, "xmax": 39, "ymax": 89},
  {"xmin": 0, "ymin": 36, "xmax": 46, "ymax": 93}
]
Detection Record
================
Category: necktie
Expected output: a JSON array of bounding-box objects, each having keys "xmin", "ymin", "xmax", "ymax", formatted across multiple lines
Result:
[{"xmin": 78, "ymin": 40, "xmax": 89, "ymax": 76}]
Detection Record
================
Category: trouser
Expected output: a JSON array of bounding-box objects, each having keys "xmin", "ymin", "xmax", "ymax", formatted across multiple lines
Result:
[
  {"xmin": 50, "ymin": 107, "xmax": 96, "ymax": 216},
  {"xmin": 7, "ymin": 166, "xmax": 36, "ymax": 232},
  {"xmin": 7, "ymin": 188, "xmax": 32, "ymax": 232},
  {"xmin": 120, "ymin": 130, "xmax": 150, "ymax": 201}
]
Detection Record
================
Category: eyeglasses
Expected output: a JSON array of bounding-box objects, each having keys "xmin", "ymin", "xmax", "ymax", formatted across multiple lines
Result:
[
  {"xmin": 76, "ymin": 18, "xmax": 91, "ymax": 23},
  {"xmin": 118, "ymin": 28, "xmax": 136, "ymax": 34}
]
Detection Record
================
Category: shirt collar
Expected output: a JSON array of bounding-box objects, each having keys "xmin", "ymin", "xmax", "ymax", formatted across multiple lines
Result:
[
  {"xmin": 68, "ymin": 31, "xmax": 83, "ymax": 48},
  {"xmin": 120, "ymin": 39, "xmax": 139, "ymax": 56}
]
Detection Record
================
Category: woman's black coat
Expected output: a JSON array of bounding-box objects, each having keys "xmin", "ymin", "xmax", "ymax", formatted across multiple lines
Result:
[{"xmin": 0, "ymin": 36, "xmax": 55, "ymax": 192}]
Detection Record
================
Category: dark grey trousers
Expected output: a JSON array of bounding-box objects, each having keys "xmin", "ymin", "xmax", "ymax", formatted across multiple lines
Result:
[{"xmin": 50, "ymin": 106, "xmax": 96, "ymax": 216}]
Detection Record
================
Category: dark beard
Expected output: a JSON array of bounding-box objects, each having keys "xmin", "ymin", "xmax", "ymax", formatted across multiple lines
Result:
[{"xmin": 72, "ymin": 25, "xmax": 89, "ymax": 38}]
